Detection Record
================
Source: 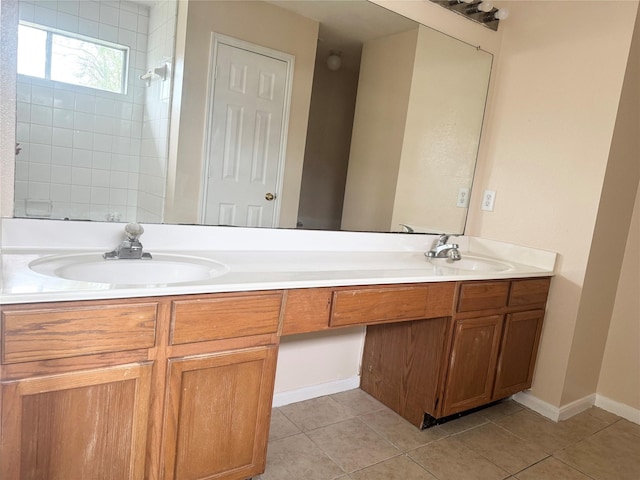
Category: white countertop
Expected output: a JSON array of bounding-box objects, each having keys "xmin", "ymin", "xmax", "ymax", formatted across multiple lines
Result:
[{"xmin": 0, "ymin": 219, "xmax": 557, "ymax": 305}]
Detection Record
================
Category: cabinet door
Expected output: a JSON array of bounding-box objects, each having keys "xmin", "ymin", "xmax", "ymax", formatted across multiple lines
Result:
[
  {"xmin": 163, "ymin": 345, "xmax": 278, "ymax": 480},
  {"xmin": 440, "ymin": 315, "xmax": 503, "ymax": 417},
  {"xmin": 493, "ymin": 310, "xmax": 545, "ymax": 399},
  {"xmin": 1, "ymin": 362, "xmax": 152, "ymax": 480}
]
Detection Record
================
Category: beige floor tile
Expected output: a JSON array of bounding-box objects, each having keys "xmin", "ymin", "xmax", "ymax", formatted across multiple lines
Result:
[
  {"xmin": 349, "ymin": 454, "xmax": 438, "ymax": 480},
  {"xmin": 495, "ymin": 408, "xmax": 609, "ymax": 453},
  {"xmin": 279, "ymin": 395, "xmax": 355, "ymax": 432},
  {"xmin": 269, "ymin": 408, "xmax": 301, "ymax": 441},
  {"xmin": 261, "ymin": 392, "xmax": 638, "ymax": 480},
  {"xmin": 514, "ymin": 457, "xmax": 592, "ymax": 480},
  {"xmin": 256, "ymin": 433, "xmax": 345, "ymax": 480},
  {"xmin": 437, "ymin": 411, "xmax": 489, "ymax": 435},
  {"xmin": 556, "ymin": 409, "xmax": 612, "ymax": 439},
  {"xmin": 330, "ymin": 389, "xmax": 388, "ymax": 416},
  {"xmin": 582, "ymin": 406, "xmax": 621, "ymax": 425},
  {"xmin": 554, "ymin": 421, "xmax": 640, "ymax": 480},
  {"xmin": 361, "ymin": 408, "xmax": 448, "ymax": 452},
  {"xmin": 611, "ymin": 417, "xmax": 640, "ymax": 438},
  {"xmin": 409, "ymin": 436, "xmax": 510, "ymax": 480},
  {"xmin": 456, "ymin": 422, "xmax": 549, "ymax": 474},
  {"xmin": 479, "ymin": 400, "xmax": 525, "ymax": 421},
  {"xmin": 306, "ymin": 417, "xmax": 400, "ymax": 473}
]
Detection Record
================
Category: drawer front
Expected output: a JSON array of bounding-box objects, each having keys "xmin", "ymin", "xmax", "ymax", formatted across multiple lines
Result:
[
  {"xmin": 171, "ymin": 292, "xmax": 282, "ymax": 345},
  {"xmin": 509, "ymin": 278, "xmax": 551, "ymax": 307},
  {"xmin": 1, "ymin": 303, "xmax": 158, "ymax": 364},
  {"xmin": 330, "ymin": 284, "xmax": 454, "ymax": 327},
  {"xmin": 281, "ymin": 288, "xmax": 332, "ymax": 336},
  {"xmin": 457, "ymin": 281, "xmax": 510, "ymax": 313}
]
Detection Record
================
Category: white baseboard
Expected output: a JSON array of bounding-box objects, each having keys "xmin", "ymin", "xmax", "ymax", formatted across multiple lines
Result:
[
  {"xmin": 513, "ymin": 392, "xmax": 597, "ymax": 422},
  {"xmin": 272, "ymin": 376, "xmax": 361, "ymax": 407},
  {"xmin": 596, "ymin": 394, "xmax": 640, "ymax": 425},
  {"xmin": 514, "ymin": 391, "xmax": 640, "ymax": 425},
  {"xmin": 512, "ymin": 391, "xmax": 562, "ymax": 421},
  {"xmin": 558, "ymin": 394, "xmax": 597, "ymax": 421}
]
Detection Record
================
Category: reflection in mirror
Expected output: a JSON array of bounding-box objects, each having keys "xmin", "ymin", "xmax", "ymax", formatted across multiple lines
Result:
[
  {"xmin": 12, "ymin": 0, "xmax": 492, "ymax": 235},
  {"xmin": 13, "ymin": 0, "xmax": 177, "ymax": 223}
]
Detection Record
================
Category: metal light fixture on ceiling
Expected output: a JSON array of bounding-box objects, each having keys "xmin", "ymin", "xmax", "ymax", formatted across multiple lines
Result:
[{"xmin": 432, "ymin": 0, "xmax": 509, "ymax": 31}]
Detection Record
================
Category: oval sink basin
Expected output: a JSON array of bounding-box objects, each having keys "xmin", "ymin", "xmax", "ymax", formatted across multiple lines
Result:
[
  {"xmin": 428, "ymin": 255, "xmax": 513, "ymax": 273},
  {"xmin": 29, "ymin": 253, "xmax": 230, "ymax": 285}
]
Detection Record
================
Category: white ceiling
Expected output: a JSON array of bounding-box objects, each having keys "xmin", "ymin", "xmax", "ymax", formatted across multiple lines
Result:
[{"xmin": 267, "ymin": 0, "xmax": 418, "ymax": 70}]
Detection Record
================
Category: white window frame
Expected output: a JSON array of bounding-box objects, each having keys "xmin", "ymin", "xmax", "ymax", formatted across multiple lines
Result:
[{"xmin": 17, "ymin": 21, "xmax": 130, "ymax": 95}]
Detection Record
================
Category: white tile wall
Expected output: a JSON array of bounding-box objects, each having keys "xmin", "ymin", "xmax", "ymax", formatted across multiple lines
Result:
[
  {"xmin": 14, "ymin": 0, "xmax": 176, "ymax": 223},
  {"xmin": 137, "ymin": 0, "xmax": 177, "ymax": 223}
]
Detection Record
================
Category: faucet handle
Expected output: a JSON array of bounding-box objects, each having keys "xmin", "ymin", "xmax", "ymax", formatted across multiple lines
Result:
[
  {"xmin": 433, "ymin": 233, "xmax": 451, "ymax": 247},
  {"xmin": 124, "ymin": 222, "xmax": 144, "ymax": 241}
]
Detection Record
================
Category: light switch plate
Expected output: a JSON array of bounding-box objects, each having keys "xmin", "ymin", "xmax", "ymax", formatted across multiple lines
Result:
[{"xmin": 482, "ymin": 190, "xmax": 496, "ymax": 211}]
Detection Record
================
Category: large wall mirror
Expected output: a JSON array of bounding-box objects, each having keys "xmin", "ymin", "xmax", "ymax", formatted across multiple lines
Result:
[{"xmin": 11, "ymin": 0, "xmax": 492, "ymax": 234}]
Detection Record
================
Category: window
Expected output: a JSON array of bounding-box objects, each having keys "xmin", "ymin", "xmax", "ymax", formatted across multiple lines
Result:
[{"xmin": 17, "ymin": 23, "xmax": 129, "ymax": 94}]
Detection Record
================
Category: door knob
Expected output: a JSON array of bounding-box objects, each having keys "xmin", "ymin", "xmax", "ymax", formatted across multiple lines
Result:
[{"xmin": 265, "ymin": 193, "xmax": 276, "ymax": 201}]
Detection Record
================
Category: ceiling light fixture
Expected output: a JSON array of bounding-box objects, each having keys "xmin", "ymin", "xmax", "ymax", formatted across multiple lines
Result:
[
  {"xmin": 327, "ymin": 50, "xmax": 342, "ymax": 71},
  {"xmin": 430, "ymin": 0, "xmax": 508, "ymax": 31}
]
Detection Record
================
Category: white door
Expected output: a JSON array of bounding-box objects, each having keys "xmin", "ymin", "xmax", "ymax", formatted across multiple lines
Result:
[{"xmin": 202, "ymin": 40, "xmax": 290, "ymax": 227}]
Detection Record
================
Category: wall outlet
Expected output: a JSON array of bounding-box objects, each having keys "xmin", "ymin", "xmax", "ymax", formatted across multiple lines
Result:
[
  {"xmin": 456, "ymin": 187, "xmax": 470, "ymax": 208},
  {"xmin": 481, "ymin": 190, "xmax": 496, "ymax": 211}
]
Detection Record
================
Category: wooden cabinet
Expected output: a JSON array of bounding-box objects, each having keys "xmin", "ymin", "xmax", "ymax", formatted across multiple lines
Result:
[
  {"xmin": 361, "ymin": 277, "xmax": 551, "ymax": 427},
  {"xmin": 0, "ymin": 291, "xmax": 282, "ymax": 480},
  {"xmin": 439, "ymin": 277, "xmax": 550, "ymax": 418},
  {"xmin": 493, "ymin": 309, "xmax": 545, "ymax": 399},
  {"xmin": 279, "ymin": 283, "xmax": 455, "ymax": 333},
  {"xmin": 440, "ymin": 315, "xmax": 503, "ymax": 416},
  {"xmin": 281, "ymin": 288, "xmax": 333, "ymax": 335},
  {"xmin": 2, "ymin": 363, "xmax": 152, "ymax": 479},
  {"xmin": 0, "ymin": 276, "xmax": 551, "ymax": 476},
  {"xmin": 360, "ymin": 317, "xmax": 450, "ymax": 427},
  {"xmin": 161, "ymin": 291, "xmax": 281, "ymax": 480},
  {"xmin": 330, "ymin": 283, "xmax": 454, "ymax": 327},
  {"xmin": 0, "ymin": 299, "xmax": 158, "ymax": 480},
  {"xmin": 163, "ymin": 346, "xmax": 277, "ymax": 480}
]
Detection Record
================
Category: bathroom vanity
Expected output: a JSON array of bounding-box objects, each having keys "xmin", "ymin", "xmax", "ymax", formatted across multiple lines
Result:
[{"xmin": 0, "ymin": 220, "xmax": 556, "ymax": 480}]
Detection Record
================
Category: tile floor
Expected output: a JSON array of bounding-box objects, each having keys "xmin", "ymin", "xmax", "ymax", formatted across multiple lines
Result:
[{"xmin": 255, "ymin": 389, "xmax": 640, "ymax": 480}]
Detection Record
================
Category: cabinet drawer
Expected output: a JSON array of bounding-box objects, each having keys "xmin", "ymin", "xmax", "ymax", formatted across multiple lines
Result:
[
  {"xmin": 281, "ymin": 288, "xmax": 332, "ymax": 335},
  {"xmin": 170, "ymin": 292, "xmax": 282, "ymax": 345},
  {"xmin": 509, "ymin": 278, "xmax": 551, "ymax": 307},
  {"xmin": 457, "ymin": 281, "xmax": 509, "ymax": 313},
  {"xmin": 330, "ymin": 283, "xmax": 454, "ymax": 327},
  {"xmin": 1, "ymin": 303, "xmax": 157, "ymax": 364}
]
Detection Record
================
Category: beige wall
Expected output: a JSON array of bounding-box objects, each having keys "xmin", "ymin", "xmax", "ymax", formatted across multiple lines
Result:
[
  {"xmin": 297, "ymin": 57, "xmax": 359, "ymax": 230},
  {"xmin": 562, "ymin": 9, "xmax": 640, "ymax": 406},
  {"xmin": 465, "ymin": 1, "xmax": 639, "ymax": 408},
  {"xmin": 597, "ymin": 184, "xmax": 640, "ymax": 410},
  {"xmin": 166, "ymin": 0, "xmax": 318, "ymax": 226},
  {"xmin": 392, "ymin": 25, "xmax": 492, "ymax": 233},
  {"xmin": 341, "ymin": 28, "xmax": 418, "ymax": 232}
]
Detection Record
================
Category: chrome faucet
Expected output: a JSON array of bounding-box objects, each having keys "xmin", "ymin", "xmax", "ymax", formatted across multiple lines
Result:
[
  {"xmin": 425, "ymin": 234, "xmax": 461, "ymax": 261},
  {"xmin": 103, "ymin": 223, "xmax": 152, "ymax": 260}
]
